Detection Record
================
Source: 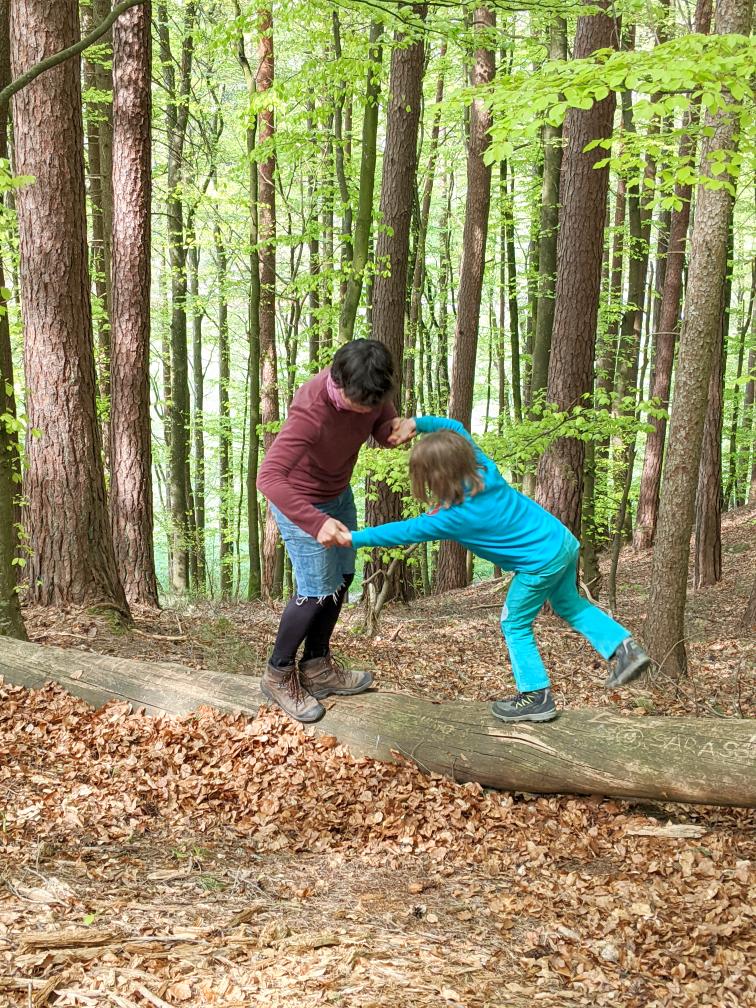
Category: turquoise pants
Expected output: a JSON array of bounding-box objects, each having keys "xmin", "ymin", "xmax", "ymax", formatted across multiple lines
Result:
[{"xmin": 501, "ymin": 533, "xmax": 630, "ymax": 693}]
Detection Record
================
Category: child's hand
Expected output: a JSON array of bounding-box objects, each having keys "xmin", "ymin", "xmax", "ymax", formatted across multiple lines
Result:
[
  {"xmin": 387, "ymin": 417, "xmax": 416, "ymax": 446},
  {"xmin": 317, "ymin": 518, "xmax": 351, "ymax": 547},
  {"xmin": 333, "ymin": 527, "xmax": 352, "ymax": 548}
]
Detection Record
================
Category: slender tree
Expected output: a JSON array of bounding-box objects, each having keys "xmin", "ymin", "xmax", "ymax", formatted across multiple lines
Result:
[
  {"xmin": 157, "ymin": 0, "xmax": 196, "ymax": 593},
  {"xmin": 11, "ymin": 0, "xmax": 128, "ymax": 614},
  {"xmin": 644, "ymin": 0, "xmax": 753, "ymax": 676},
  {"xmin": 530, "ymin": 17, "xmax": 567, "ymax": 406},
  {"xmin": 339, "ymin": 22, "xmax": 383, "ymax": 342},
  {"xmin": 232, "ymin": 4, "xmax": 262, "ymax": 599},
  {"xmin": 0, "ymin": 1, "xmax": 24, "ymax": 638},
  {"xmin": 215, "ymin": 222, "xmax": 234, "ymax": 598},
  {"xmin": 536, "ymin": 3, "xmax": 617, "ymax": 536},
  {"xmin": 257, "ymin": 3, "xmax": 283, "ymax": 598},
  {"xmin": 437, "ymin": 7, "xmax": 495, "ymax": 592},
  {"xmin": 633, "ymin": 0, "xmax": 713, "ymax": 550}
]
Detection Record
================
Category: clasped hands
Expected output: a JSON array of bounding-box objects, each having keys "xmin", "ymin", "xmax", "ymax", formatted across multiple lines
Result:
[
  {"xmin": 317, "ymin": 518, "xmax": 352, "ymax": 548},
  {"xmin": 316, "ymin": 417, "xmax": 416, "ymax": 550}
]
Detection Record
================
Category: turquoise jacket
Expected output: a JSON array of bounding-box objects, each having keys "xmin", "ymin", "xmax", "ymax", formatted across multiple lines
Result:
[{"xmin": 351, "ymin": 416, "xmax": 571, "ymax": 573}]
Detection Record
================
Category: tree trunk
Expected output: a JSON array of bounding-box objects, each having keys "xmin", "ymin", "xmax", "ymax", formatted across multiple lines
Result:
[
  {"xmin": 530, "ymin": 18, "xmax": 567, "ymax": 406},
  {"xmin": 257, "ymin": 4, "xmax": 282, "ymax": 599},
  {"xmin": 535, "ymin": 4, "xmax": 617, "ymax": 536},
  {"xmin": 694, "ymin": 230, "xmax": 732, "ymax": 589},
  {"xmin": 438, "ymin": 6, "xmax": 495, "ymax": 593},
  {"xmin": 157, "ymin": 1, "xmax": 196, "ymax": 594},
  {"xmin": 694, "ymin": 323, "xmax": 724, "ymax": 589},
  {"xmin": 501, "ymin": 158, "xmax": 521, "ymax": 425},
  {"xmin": 2, "ymin": 638, "xmax": 755, "ymax": 808},
  {"xmin": 723, "ymin": 260, "xmax": 754, "ymax": 506},
  {"xmin": 743, "ymin": 575, "xmax": 756, "ymax": 628},
  {"xmin": 436, "ymin": 172, "xmax": 452, "ymax": 412},
  {"xmin": 233, "ymin": 8, "xmax": 262, "ymax": 600},
  {"xmin": 81, "ymin": 2, "xmax": 110, "ymax": 402},
  {"xmin": 406, "ymin": 49, "xmax": 446, "ymax": 421},
  {"xmin": 643, "ymin": 0, "xmax": 752, "ymax": 677},
  {"xmin": 633, "ymin": 0, "xmax": 714, "ymax": 551},
  {"xmin": 339, "ymin": 23, "xmax": 382, "ymax": 343},
  {"xmin": 10, "ymin": 0, "xmax": 128, "ymax": 615},
  {"xmin": 188, "ymin": 237, "xmax": 206, "ymax": 593},
  {"xmin": 215, "ymin": 223, "xmax": 234, "ymax": 599},
  {"xmin": 365, "ymin": 3, "xmax": 427, "ymax": 604},
  {"xmin": 746, "ymin": 349, "xmax": 756, "ymax": 506},
  {"xmin": 109, "ymin": 0, "xmax": 158, "ymax": 608},
  {"xmin": 0, "ymin": 4, "xmax": 25, "ymax": 638},
  {"xmin": 371, "ymin": 5, "xmax": 427, "ymax": 377},
  {"xmin": 306, "ymin": 107, "xmax": 320, "ymax": 364}
]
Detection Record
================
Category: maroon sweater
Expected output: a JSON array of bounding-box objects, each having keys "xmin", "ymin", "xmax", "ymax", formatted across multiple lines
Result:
[{"xmin": 257, "ymin": 369, "xmax": 397, "ymax": 538}]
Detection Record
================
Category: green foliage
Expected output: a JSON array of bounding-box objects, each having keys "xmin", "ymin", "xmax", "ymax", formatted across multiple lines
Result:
[{"xmin": 488, "ymin": 34, "xmax": 756, "ymax": 191}]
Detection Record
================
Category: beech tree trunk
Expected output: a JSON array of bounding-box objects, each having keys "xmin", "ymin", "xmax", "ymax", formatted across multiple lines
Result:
[
  {"xmin": 215, "ymin": 223, "xmax": 233, "ymax": 599},
  {"xmin": 536, "ymin": 4, "xmax": 617, "ymax": 536},
  {"xmin": 10, "ymin": 0, "xmax": 128, "ymax": 615},
  {"xmin": 406, "ymin": 49, "xmax": 446, "ymax": 416},
  {"xmin": 694, "ymin": 324, "xmax": 724, "ymax": 589},
  {"xmin": 746, "ymin": 349, "xmax": 756, "ymax": 506},
  {"xmin": 257, "ymin": 4, "xmax": 283, "ymax": 599},
  {"xmin": 633, "ymin": 0, "xmax": 713, "ymax": 551},
  {"xmin": 157, "ymin": 0, "xmax": 196, "ymax": 594},
  {"xmin": 233, "ymin": 9, "xmax": 262, "ymax": 600},
  {"xmin": 109, "ymin": 0, "xmax": 158, "ymax": 608},
  {"xmin": 530, "ymin": 18, "xmax": 567, "ymax": 406},
  {"xmin": 644, "ymin": 0, "xmax": 753, "ymax": 676},
  {"xmin": 2, "ymin": 639, "xmax": 754, "ymax": 809},
  {"xmin": 438, "ymin": 7, "xmax": 495, "ymax": 593},
  {"xmin": 339, "ymin": 23, "xmax": 382, "ymax": 343}
]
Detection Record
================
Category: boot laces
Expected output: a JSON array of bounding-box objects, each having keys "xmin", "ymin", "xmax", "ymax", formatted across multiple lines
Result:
[
  {"xmin": 325, "ymin": 654, "xmax": 348, "ymax": 684},
  {"xmin": 281, "ymin": 666, "xmax": 306, "ymax": 704}
]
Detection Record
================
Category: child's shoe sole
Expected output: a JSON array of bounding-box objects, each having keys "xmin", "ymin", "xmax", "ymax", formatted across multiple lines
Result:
[
  {"xmin": 490, "ymin": 704, "xmax": 559, "ymax": 724},
  {"xmin": 605, "ymin": 656, "xmax": 651, "ymax": 689}
]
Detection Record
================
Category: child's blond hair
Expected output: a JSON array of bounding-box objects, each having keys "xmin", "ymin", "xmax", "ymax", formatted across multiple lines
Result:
[{"xmin": 409, "ymin": 430, "xmax": 484, "ymax": 507}]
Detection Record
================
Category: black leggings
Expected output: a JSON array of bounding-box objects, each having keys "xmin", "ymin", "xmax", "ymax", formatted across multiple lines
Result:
[{"xmin": 269, "ymin": 574, "xmax": 354, "ymax": 668}]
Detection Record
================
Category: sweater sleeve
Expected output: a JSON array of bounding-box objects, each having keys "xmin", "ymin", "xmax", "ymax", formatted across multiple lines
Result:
[
  {"xmin": 256, "ymin": 410, "xmax": 328, "ymax": 539},
  {"xmin": 351, "ymin": 505, "xmax": 460, "ymax": 550},
  {"xmin": 371, "ymin": 399, "xmax": 399, "ymax": 447}
]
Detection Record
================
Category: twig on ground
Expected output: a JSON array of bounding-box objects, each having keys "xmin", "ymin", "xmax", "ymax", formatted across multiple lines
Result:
[{"xmin": 131, "ymin": 629, "xmax": 187, "ymax": 643}]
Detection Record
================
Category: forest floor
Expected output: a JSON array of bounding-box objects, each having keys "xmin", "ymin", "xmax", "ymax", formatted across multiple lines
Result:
[{"xmin": 1, "ymin": 507, "xmax": 754, "ymax": 1008}]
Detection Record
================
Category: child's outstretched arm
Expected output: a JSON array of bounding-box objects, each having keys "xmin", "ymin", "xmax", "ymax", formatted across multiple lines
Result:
[{"xmin": 339, "ymin": 506, "xmax": 461, "ymax": 551}]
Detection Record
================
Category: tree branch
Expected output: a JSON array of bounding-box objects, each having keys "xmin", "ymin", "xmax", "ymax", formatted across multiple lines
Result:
[{"xmin": 0, "ymin": 0, "xmax": 144, "ymax": 111}]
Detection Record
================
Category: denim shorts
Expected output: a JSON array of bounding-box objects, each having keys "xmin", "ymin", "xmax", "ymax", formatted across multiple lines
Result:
[{"xmin": 269, "ymin": 487, "xmax": 357, "ymax": 598}]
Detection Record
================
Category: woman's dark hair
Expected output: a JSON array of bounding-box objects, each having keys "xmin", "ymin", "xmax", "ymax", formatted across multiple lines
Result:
[{"xmin": 330, "ymin": 339, "xmax": 395, "ymax": 407}]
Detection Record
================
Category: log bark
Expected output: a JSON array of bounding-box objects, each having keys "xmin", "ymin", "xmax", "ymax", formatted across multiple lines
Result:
[{"xmin": 1, "ymin": 639, "xmax": 753, "ymax": 808}]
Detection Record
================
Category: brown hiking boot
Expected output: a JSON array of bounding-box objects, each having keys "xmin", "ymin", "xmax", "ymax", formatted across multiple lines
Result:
[
  {"xmin": 261, "ymin": 662, "xmax": 325, "ymax": 723},
  {"xmin": 299, "ymin": 653, "xmax": 373, "ymax": 699}
]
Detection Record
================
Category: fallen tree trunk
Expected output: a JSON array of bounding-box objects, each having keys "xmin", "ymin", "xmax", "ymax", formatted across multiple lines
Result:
[{"xmin": 1, "ymin": 638, "xmax": 754, "ymax": 807}]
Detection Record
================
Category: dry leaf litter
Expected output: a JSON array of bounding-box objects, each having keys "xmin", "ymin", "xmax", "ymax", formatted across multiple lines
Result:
[{"xmin": 1, "ymin": 508, "xmax": 754, "ymax": 1007}]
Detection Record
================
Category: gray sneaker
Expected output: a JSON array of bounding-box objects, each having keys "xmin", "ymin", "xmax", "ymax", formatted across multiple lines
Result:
[
  {"xmin": 606, "ymin": 637, "xmax": 651, "ymax": 688},
  {"xmin": 491, "ymin": 688, "xmax": 558, "ymax": 723},
  {"xmin": 261, "ymin": 662, "xmax": 325, "ymax": 723},
  {"xmin": 299, "ymin": 653, "xmax": 373, "ymax": 699}
]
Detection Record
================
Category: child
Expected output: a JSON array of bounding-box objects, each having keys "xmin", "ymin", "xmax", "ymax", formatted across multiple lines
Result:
[{"xmin": 338, "ymin": 416, "xmax": 650, "ymax": 723}]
